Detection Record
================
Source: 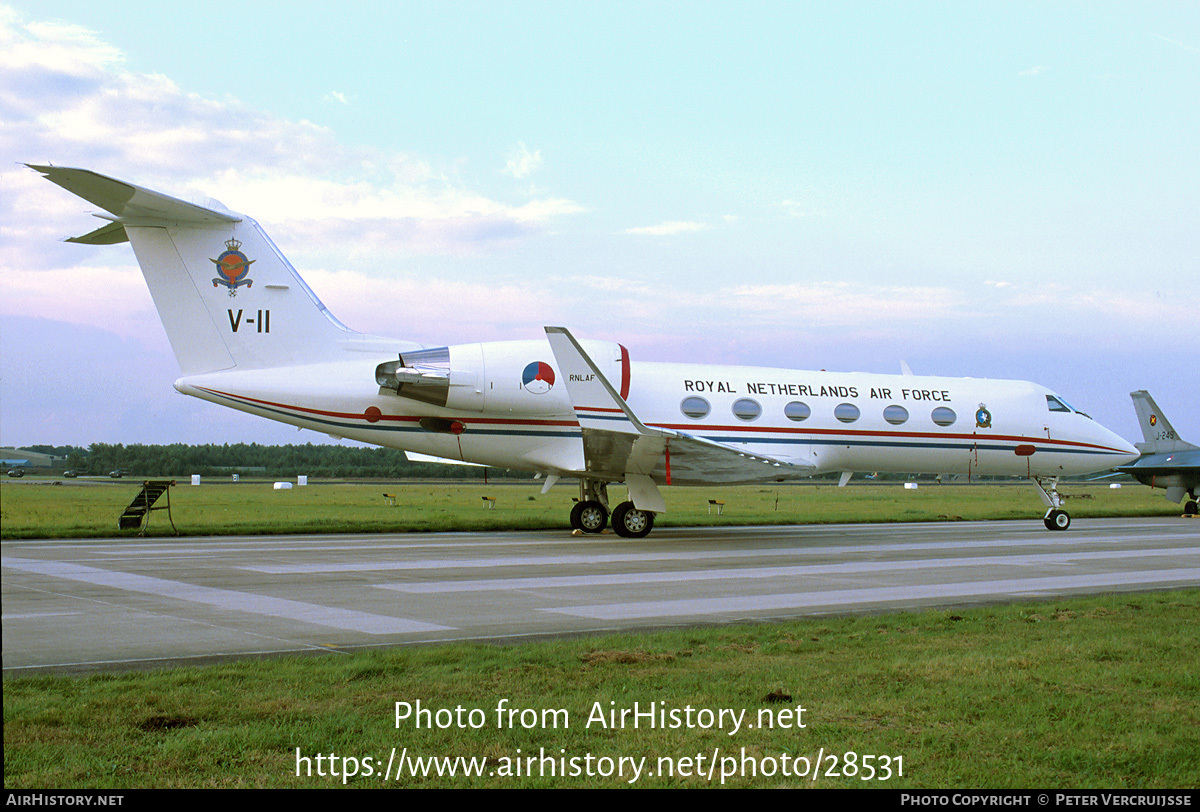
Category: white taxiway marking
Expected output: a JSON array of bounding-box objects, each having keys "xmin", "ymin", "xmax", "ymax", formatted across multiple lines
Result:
[
  {"xmin": 3, "ymin": 557, "xmax": 450, "ymax": 635},
  {"xmin": 375, "ymin": 548, "xmax": 1194, "ymax": 593},
  {"xmin": 539, "ymin": 569, "xmax": 1200, "ymax": 620}
]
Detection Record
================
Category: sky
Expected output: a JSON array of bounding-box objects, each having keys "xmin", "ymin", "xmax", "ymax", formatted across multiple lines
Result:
[{"xmin": 1, "ymin": 1, "xmax": 1196, "ymax": 449}]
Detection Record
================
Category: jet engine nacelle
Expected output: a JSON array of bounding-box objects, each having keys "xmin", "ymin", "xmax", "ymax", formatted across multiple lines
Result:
[{"xmin": 377, "ymin": 338, "xmax": 627, "ymax": 416}]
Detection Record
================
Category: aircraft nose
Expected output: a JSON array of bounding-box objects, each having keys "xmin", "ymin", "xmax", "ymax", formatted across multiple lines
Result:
[{"xmin": 1103, "ymin": 427, "xmax": 1140, "ymax": 467}]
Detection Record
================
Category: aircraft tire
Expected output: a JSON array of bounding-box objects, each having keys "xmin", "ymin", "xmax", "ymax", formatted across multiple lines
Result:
[
  {"xmin": 611, "ymin": 501, "xmax": 654, "ymax": 538},
  {"xmin": 1184, "ymin": 500, "xmax": 1198, "ymax": 517},
  {"xmin": 571, "ymin": 500, "xmax": 608, "ymax": 533},
  {"xmin": 1043, "ymin": 509, "xmax": 1071, "ymax": 531}
]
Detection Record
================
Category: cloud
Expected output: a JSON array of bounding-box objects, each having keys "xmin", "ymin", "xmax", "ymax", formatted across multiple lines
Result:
[
  {"xmin": 1153, "ymin": 35, "xmax": 1199, "ymax": 56},
  {"xmin": 0, "ymin": 8, "xmax": 123, "ymax": 83},
  {"xmin": 722, "ymin": 282, "xmax": 970, "ymax": 329},
  {"xmin": 0, "ymin": 262, "xmax": 161, "ymax": 339},
  {"xmin": 779, "ymin": 200, "xmax": 823, "ymax": 218},
  {"xmin": 306, "ymin": 269, "xmax": 564, "ymax": 345},
  {"xmin": 624, "ymin": 220, "xmax": 709, "ymax": 236},
  {"xmin": 0, "ymin": 8, "xmax": 583, "ymax": 271},
  {"xmin": 1018, "ymin": 65, "xmax": 1047, "ymax": 77},
  {"xmin": 324, "ymin": 90, "xmax": 350, "ymax": 105},
  {"xmin": 504, "ymin": 142, "xmax": 543, "ymax": 179}
]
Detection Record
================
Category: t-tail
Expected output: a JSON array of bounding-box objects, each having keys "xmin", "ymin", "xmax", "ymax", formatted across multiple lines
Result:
[
  {"xmin": 29, "ymin": 165, "xmax": 372, "ymax": 375},
  {"xmin": 1130, "ymin": 390, "xmax": 1197, "ymax": 454}
]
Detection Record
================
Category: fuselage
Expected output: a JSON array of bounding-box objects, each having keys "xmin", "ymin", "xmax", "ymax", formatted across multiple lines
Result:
[{"xmin": 176, "ymin": 337, "xmax": 1138, "ymax": 483}]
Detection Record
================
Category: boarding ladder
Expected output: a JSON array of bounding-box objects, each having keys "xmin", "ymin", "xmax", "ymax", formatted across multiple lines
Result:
[{"xmin": 118, "ymin": 480, "xmax": 178, "ymax": 535}]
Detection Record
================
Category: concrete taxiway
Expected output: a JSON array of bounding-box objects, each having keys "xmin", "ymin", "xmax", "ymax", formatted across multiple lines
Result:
[{"xmin": 3, "ymin": 518, "xmax": 1198, "ymax": 674}]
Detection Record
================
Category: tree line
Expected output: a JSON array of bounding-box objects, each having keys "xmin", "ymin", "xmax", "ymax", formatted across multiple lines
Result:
[{"xmin": 21, "ymin": 443, "xmax": 530, "ymax": 480}]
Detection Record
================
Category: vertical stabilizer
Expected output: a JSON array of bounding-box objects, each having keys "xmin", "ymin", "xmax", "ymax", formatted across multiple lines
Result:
[
  {"xmin": 30, "ymin": 165, "xmax": 355, "ymax": 375},
  {"xmin": 1130, "ymin": 390, "xmax": 1196, "ymax": 453}
]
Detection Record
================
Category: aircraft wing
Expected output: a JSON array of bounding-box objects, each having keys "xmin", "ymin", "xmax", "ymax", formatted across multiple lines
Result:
[{"xmin": 545, "ymin": 327, "xmax": 815, "ymax": 485}]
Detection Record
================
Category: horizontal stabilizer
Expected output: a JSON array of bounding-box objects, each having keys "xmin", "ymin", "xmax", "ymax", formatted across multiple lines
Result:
[
  {"xmin": 28, "ymin": 165, "xmax": 239, "ymax": 231},
  {"xmin": 68, "ymin": 219, "xmax": 131, "ymax": 245}
]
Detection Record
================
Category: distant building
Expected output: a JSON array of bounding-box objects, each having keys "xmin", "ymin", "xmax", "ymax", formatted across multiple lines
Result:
[{"xmin": 0, "ymin": 448, "xmax": 66, "ymax": 471}]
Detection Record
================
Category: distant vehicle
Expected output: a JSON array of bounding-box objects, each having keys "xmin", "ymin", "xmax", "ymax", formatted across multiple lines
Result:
[
  {"xmin": 1117, "ymin": 390, "xmax": 1199, "ymax": 516},
  {"xmin": 108, "ymin": 470, "xmax": 125, "ymax": 479},
  {"xmin": 63, "ymin": 469, "xmax": 79, "ymax": 478},
  {"xmin": 7, "ymin": 468, "xmax": 25, "ymax": 478}
]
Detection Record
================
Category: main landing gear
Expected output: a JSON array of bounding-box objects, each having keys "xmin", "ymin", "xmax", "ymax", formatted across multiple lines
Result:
[
  {"xmin": 569, "ymin": 479, "xmax": 656, "ymax": 538},
  {"xmin": 570, "ymin": 479, "xmax": 610, "ymax": 534},
  {"xmin": 1032, "ymin": 476, "xmax": 1071, "ymax": 531},
  {"xmin": 570, "ymin": 499, "xmax": 608, "ymax": 533},
  {"xmin": 611, "ymin": 500, "xmax": 655, "ymax": 538}
]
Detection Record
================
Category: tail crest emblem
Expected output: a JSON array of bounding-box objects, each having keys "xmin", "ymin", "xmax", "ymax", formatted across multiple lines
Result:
[{"xmin": 211, "ymin": 237, "xmax": 255, "ymax": 296}]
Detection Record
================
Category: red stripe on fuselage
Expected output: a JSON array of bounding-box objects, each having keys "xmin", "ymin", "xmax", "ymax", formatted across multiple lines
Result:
[{"xmin": 195, "ymin": 387, "xmax": 578, "ymax": 427}]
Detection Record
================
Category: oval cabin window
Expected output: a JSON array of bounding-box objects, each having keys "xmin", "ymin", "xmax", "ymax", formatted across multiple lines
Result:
[
  {"xmin": 732, "ymin": 398, "xmax": 762, "ymax": 421},
  {"xmin": 883, "ymin": 404, "xmax": 909, "ymax": 425},
  {"xmin": 834, "ymin": 403, "xmax": 860, "ymax": 423},
  {"xmin": 680, "ymin": 396, "xmax": 710, "ymax": 419},
  {"xmin": 931, "ymin": 407, "xmax": 957, "ymax": 427},
  {"xmin": 784, "ymin": 401, "xmax": 811, "ymax": 422}
]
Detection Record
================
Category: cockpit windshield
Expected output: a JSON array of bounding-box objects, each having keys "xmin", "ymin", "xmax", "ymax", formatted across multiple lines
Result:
[
  {"xmin": 1047, "ymin": 395, "xmax": 1072, "ymax": 413},
  {"xmin": 1046, "ymin": 394, "xmax": 1091, "ymax": 419}
]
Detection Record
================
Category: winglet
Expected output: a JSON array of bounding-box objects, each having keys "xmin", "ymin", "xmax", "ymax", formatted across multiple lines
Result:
[{"xmin": 545, "ymin": 326, "xmax": 652, "ymax": 436}]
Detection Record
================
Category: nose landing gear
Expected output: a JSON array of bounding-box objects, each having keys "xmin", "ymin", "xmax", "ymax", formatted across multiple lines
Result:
[{"xmin": 1032, "ymin": 476, "xmax": 1072, "ymax": 531}]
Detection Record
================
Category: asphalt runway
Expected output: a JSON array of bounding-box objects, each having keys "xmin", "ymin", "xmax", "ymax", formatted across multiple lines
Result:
[{"xmin": 3, "ymin": 518, "xmax": 1198, "ymax": 674}]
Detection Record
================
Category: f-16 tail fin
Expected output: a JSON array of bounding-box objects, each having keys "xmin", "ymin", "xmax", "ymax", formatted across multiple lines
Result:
[
  {"xmin": 30, "ymin": 165, "xmax": 359, "ymax": 375},
  {"xmin": 1130, "ymin": 390, "xmax": 1197, "ymax": 454}
]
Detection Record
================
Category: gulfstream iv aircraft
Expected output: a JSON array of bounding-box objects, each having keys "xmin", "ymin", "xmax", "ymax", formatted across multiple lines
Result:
[{"xmin": 32, "ymin": 165, "xmax": 1139, "ymax": 536}]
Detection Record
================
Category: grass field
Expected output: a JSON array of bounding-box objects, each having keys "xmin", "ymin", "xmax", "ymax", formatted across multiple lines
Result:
[
  {"xmin": 0, "ymin": 477, "xmax": 1183, "ymax": 539},
  {"xmin": 3, "ymin": 591, "xmax": 1198, "ymax": 788}
]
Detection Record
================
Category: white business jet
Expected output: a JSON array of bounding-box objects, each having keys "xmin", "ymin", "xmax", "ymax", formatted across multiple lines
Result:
[{"xmin": 31, "ymin": 165, "xmax": 1138, "ymax": 537}]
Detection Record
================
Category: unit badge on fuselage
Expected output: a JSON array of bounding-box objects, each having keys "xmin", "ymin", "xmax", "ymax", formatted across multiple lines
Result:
[
  {"xmin": 210, "ymin": 238, "xmax": 255, "ymax": 296},
  {"xmin": 975, "ymin": 404, "xmax": 992, "ymax": 428}
]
